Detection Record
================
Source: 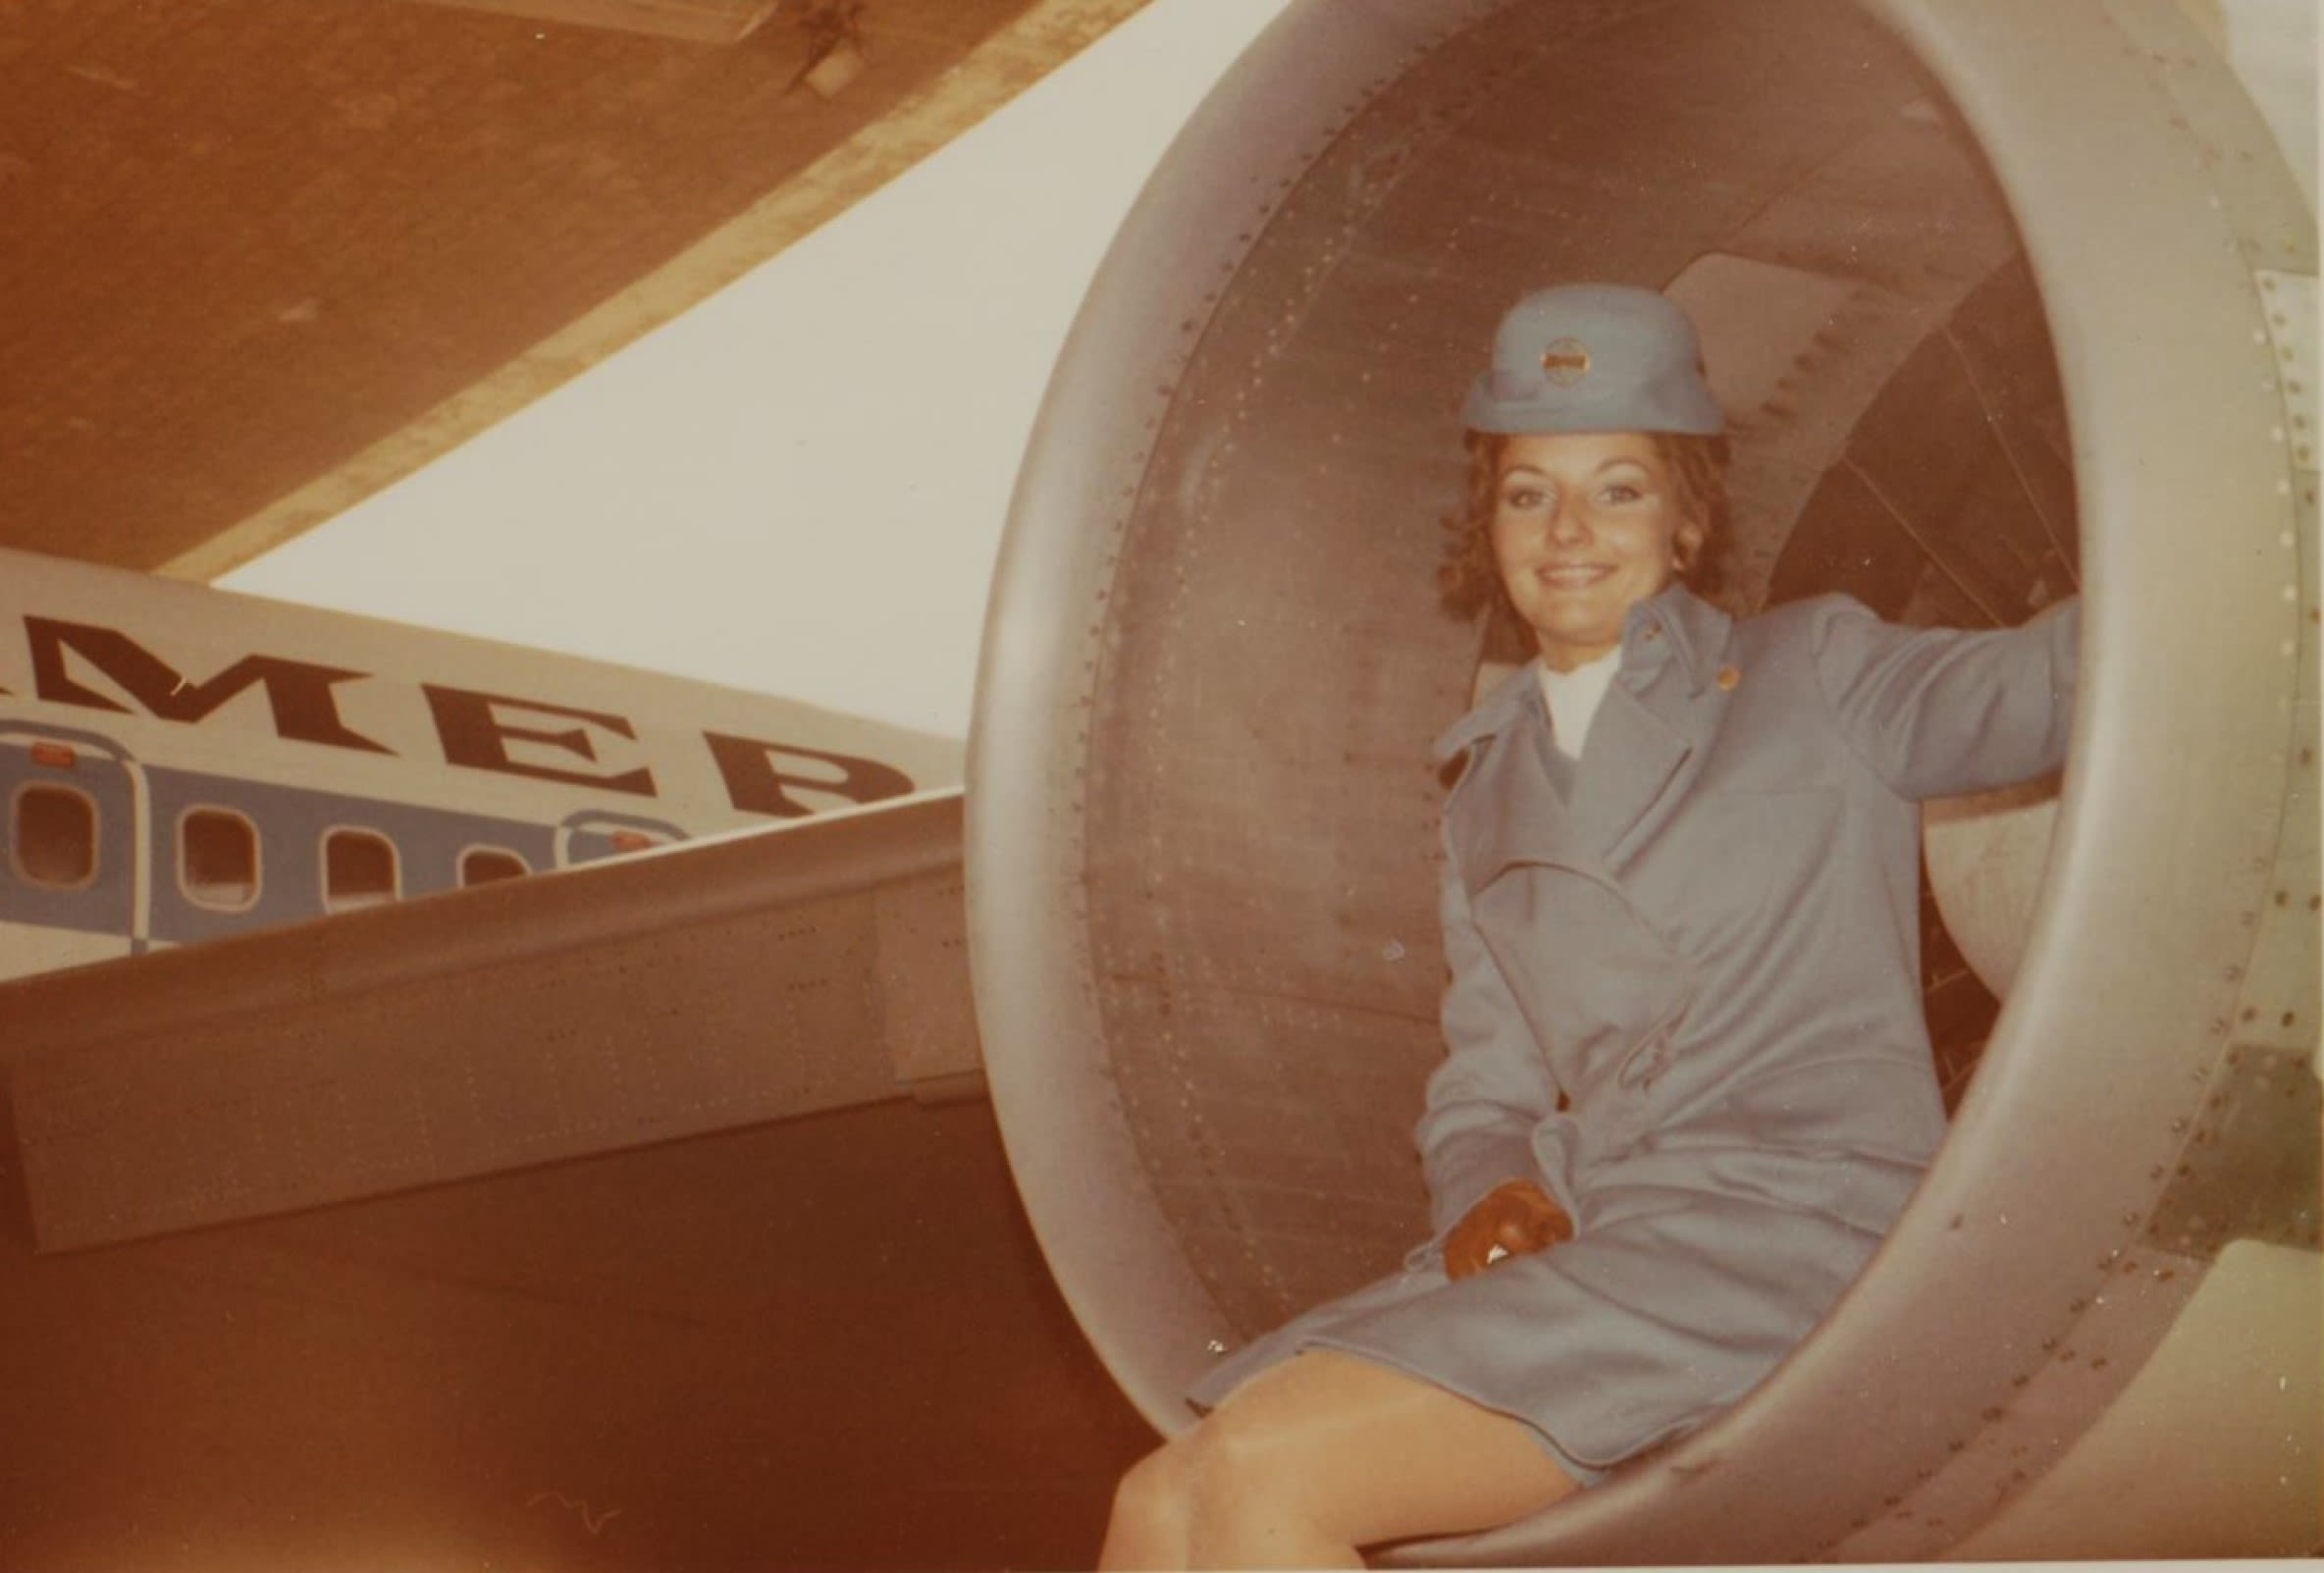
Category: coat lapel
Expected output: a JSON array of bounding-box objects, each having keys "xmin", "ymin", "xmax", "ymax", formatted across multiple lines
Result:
[
  {"xmin": 1443, "ymin": 674, "xmax": 1577, "ymax": 891},
  {"xmin": 1561, "ymin": 587, "xmax": 1737, "ymax": 870},
  {"xmin": 1566, "ymin": 666, "xmax": 1704, "ymax": 868}
]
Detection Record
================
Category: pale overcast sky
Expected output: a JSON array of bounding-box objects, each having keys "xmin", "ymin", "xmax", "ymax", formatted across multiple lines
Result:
[{"xmin": 222, "ymin": 2, "xmax": 1293, "ymax": 738}]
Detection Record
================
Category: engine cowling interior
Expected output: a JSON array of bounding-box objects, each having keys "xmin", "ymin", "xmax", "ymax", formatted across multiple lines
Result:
[{"xmin": 969, "ymin": 1, "xmax": 2318, "ymax": 1559}]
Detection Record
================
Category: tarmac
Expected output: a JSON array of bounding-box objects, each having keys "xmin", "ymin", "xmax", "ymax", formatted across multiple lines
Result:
[{"xmin": 0, "ymin": 1095, "xmax": 1154, "ymax": 1571}]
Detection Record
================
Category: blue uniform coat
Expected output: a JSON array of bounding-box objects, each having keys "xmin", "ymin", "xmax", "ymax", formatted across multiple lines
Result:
[{"xmin": 1187, "ymin": 583, "xmax": 2080, "ymax": 1481}]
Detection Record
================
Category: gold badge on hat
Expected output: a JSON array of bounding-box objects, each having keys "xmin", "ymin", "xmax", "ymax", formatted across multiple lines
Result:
[{"xmin": 1541, "ymin": 337, "xmax": 1591, "ymax": 387}]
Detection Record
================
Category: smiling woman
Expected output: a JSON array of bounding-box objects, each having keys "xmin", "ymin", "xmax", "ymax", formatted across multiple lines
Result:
[
  {"xmin": 1440, "ymin": 290, "xmax": 1735, "ymax": 694},
  {"xmin": 1091, "ymin": 283, "xmax": 2078, "ymax": 1568},
  {"xmin": 1484, "ymin": 431, "xmax": 1695, "ymax": 671},
  {"xmin": 1442, "ymin": 427, "xmax": 1733, "ymax": 668}
]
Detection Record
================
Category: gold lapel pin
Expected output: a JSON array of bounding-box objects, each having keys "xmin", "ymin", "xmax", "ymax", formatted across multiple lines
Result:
[{"xmin": 1716, "ymin": 665, "xmax": 1742, "ymax": 692}]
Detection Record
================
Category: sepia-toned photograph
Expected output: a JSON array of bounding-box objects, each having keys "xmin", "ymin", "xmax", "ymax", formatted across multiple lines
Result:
[{"xmin": 0, "ymin": 1, "xmax": 2315, "ymax": 1567}]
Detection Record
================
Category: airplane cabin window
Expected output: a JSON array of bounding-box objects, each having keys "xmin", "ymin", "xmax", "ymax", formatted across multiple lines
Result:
[
  {"xmin": 459, "ymin": 848, "xmax": 528, "ymax": 886},
  {"xmin": 323, "ymin": 828, "xmax": 398, "ymax": 913},
  {"xmin": 12, "ymin": 785, "xmax": 98, "ymax": 889},
  {"xmin": 181, "ymin": 809, "xmax": 259, "ymax": 911}
]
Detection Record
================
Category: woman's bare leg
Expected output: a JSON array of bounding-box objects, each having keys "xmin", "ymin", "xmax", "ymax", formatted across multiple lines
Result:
[
  {"xmin": 1098, "ymin": 1442, "xmax": 1192, "ymax": 1569},
  {"xmin": 1098, "ymin": 1350, "xmax": 1578, "ymax": 1570}
]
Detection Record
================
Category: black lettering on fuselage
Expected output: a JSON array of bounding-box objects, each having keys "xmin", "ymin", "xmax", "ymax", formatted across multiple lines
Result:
[
  {"xmin": 13, "ymin": 615, "xmax": 920, "ymax": 826},
  {"xmin": 704, "ymin": 730, "xmax": 914, "ymax": 819},
  {"xmin": 423, "ymin": 684, "xmax": 657, "ymax": 796},
  {"xmin": 26, "ymin": 617, "xmax": 391, "ymax": 754}
]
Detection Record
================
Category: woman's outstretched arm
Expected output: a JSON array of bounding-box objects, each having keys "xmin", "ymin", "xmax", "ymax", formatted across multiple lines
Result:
[{"xmin": 1806, "ymin": 593, "xmax": 2080, "ymax": 800}]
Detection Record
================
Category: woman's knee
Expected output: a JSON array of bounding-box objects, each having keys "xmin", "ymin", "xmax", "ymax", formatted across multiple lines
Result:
[
  {"xmin": 1113, "ymin": 1442, "xmax": 1187, "ymax": 1522},
  {"xmin": 1175, "ymin": 1399, "xmax": 1331, "ymax": 1534},
  {"xmin": 1103, "ymin": 1420, "xmax": 1328, "ymax": 1570},
  {"xmin": 1105, "ymin": 1416, "xmax": 1297, "ymax": 1537},
  {"xmin": 1102, "ymin": 1438, "xmax": 1200, "ymax": 1567}
]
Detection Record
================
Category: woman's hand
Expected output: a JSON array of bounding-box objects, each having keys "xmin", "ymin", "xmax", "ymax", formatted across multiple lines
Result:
[{"xmin": 1444, "ymin": 1180, "xmax": 1573, "ymax": 1280}]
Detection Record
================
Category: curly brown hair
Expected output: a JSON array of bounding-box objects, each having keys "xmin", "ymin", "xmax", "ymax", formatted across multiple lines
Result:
[{"xmin": 1437, "ymin": 430, "xmax": 1732, "ymax": 662}]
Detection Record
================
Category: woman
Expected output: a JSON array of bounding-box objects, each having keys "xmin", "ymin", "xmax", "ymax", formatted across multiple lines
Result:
[{"xmin": 1098, "ymin": 284, "xmax": 2079, "ymax": 1569}]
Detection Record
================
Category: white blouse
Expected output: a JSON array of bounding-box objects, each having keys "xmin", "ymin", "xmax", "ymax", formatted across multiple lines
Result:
[{"xmin": 1536, "ymin": 647, "xmax": 1621, "ymax": 760}]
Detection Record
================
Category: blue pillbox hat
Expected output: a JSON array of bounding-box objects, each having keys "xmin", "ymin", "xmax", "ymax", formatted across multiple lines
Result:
[{"xmin": 1462, "ymin": 284, "xmax": 1724, "ymax": 437}]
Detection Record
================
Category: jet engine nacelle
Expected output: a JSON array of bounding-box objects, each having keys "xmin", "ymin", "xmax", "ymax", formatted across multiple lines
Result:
[{"xmin": 970, "ymin": 1, "xmax": 2319, "ymax": 1559}]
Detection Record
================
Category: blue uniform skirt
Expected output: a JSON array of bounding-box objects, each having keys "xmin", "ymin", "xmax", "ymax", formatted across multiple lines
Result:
[{"xmin": 1184, "ymin": 1175, "xmax": 1884, "ymax": 1484}]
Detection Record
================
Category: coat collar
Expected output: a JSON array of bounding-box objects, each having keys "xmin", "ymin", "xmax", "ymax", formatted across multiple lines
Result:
[{"xmin": 1431, "ymin": 583, "xmax": 1733, "ymax": 768}]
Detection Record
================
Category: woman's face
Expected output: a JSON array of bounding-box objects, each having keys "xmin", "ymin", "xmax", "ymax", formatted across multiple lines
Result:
[{"xmin": 1489, "ymin": 430, "xmax": 1699, "ymax": 671}]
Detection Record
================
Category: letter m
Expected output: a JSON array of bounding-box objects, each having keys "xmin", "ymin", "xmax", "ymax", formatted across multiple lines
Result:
[{"xmin": 26, "ymin": 618, "xmax": 391, "ymax": 754}]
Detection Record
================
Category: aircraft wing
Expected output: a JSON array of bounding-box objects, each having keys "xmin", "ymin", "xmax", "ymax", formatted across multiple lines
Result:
[{"xmin": 0, "ymin": 787, "xmax": 973, "ymax": 1252}]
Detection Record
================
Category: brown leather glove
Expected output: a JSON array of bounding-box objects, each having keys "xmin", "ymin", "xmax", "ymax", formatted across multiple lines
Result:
[{"xmin": 1443, "ymin": 1180, "xmax": 1573, "ymax": 1281}]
